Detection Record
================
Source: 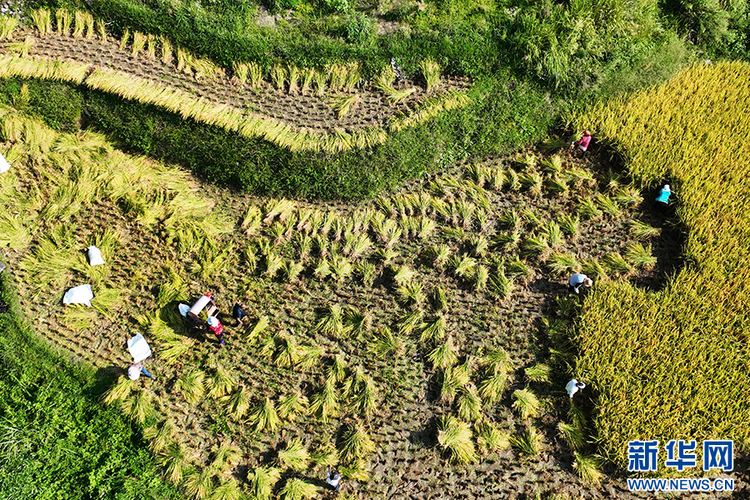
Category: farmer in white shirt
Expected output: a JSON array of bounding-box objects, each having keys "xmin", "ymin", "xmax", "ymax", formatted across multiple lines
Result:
[
  {"xmin": 326, "ymin": 470, "xmax": 341, "ymax": 491},
  {"xmin": 566, "ymin": 379, "xmax": 586, "ymax": 398},
  {"xmin": 568, "ymin": 273, "xmax": 592, "ymax": 294},
  {"xmin": 128, "ymin": 362, "xmax": 155, "ymax": 380}
]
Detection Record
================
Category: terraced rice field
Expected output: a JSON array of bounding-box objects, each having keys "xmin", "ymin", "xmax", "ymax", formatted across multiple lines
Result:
[
  {"xmin": 2, "ymin": 99, "xmax": 724, "ymax": 498},
  {"xmin": 0, "ymin": 13, "xmax": 472, "ymax": 152}
]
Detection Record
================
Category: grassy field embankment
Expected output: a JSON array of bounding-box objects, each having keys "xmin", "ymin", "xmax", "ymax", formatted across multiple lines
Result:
[{"xmin": 572, "ymin": 61, "xmax": 750, "ymax": 471}]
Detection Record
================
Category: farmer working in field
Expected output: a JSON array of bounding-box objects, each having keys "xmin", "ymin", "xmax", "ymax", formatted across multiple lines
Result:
[
  {"xmin": 568, "ymin": 273, "xmax": 593, "ymax": 294},
  {"xmin": 565, "ymin": 379, "xmax": 586, "ymax": 398},
  {"xmin": 232, "ymin": 302, "xmax": 247, "ymax": 326},
  {"xmin": 326, "ymin": 470, "xmax": 342, "ymax": 492},
  {"xmin": 571, "ymin": 130, "xmax": 592, "ymax": 159},
  {"xmin": 655, "ymin": 184, "xmax": 671, "ymax": 208},
  {"xmin": 128, "ymin": 362, "xmax": 155, "ymax": 380},
  {"xmin": 207, "ymin": 316, "xmax": 225, "ymax": 345}
]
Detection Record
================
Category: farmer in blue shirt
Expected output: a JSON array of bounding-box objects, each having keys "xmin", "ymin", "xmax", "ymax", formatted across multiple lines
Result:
[
  {"xmin": 568, "ymin": 273, "xmax": 592, "ymax": 294},
  {"xmin": 655, "ymin": 184, "xmax": 671, "ymax": 207}
]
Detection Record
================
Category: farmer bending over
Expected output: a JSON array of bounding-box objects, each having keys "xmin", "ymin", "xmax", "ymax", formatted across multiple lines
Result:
[
  {"xmin": 572, "ymin": 130, "xmax": 592, "ymax": 159},
  {"xmin": 568, "ymin": 273, "xmax": 593, "ymax": 294},
  {"xmin": 565, "ymin": 379, "xmax": 586, "ymax": 398},
  {"xmin": 128, "ymin": 362, "xmax": 155, "ymax": 380},
  {"xmin": 207, "ymin": 316, "xmax": 225, "ymax": 345},
  {"xmin": 655, "ymin": 184, "xmax": 671, "ymax": 208},
  {"xmin": 233, "ymin": 303, "xmax": 247, "ymax": 326},
  {"xmin": 326, "ymin": 470, "xmax": 342, "ymax": 492}
]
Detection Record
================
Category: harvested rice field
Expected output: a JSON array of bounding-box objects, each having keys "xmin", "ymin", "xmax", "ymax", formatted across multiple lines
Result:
[{"xmin": 5, "ymin": 103, "xmax": 737, "ymax": 500}]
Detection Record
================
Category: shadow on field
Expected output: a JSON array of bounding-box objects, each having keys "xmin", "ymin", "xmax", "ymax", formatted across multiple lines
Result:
[
  {"xmin": 631, "ymin": 192, "xmax": 687, "ymax": 292},
  {"xmin": 582, "ymin": 139, "xmax": 688, "ymax": 292},
  {"xmin": 89, "ymin": 365, "xmax": 127, "ymax": 399}
]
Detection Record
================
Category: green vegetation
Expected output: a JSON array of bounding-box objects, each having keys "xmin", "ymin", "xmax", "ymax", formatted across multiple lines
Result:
[{"xmin": 0, "ymin": 274, "xmax": 178, "ymax": 499}]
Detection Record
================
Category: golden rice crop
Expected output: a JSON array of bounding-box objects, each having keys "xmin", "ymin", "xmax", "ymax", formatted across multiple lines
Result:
[{"xmin": 571, "ymin": 61, "xmax": 750, "ymax": 473}]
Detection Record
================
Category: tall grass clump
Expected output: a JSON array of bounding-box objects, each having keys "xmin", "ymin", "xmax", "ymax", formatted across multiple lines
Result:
[{"xmin": 571, "ymin": 62, "xmax": 750, "ymax": 472}]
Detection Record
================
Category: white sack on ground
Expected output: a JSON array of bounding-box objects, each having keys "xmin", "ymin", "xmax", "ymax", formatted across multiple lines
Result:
[
  {"xmin": 0, "ymin": 151, "xmax": 10, "ymax": 174},
  {"xmin": 127, "ymin": 333, "xmax": 152, "ymax": 363},
  {"xmin": 87, "ymin": 245, "xmax": 105, "ymax": 266},
  {"xmin": 63, "ymin": 284, "xmax": 94, "ymax": 306}
]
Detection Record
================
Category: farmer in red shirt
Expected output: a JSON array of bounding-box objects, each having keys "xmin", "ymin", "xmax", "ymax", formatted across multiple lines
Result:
[
  {"xmin": 207, "ymin": 316, "xmax": 225, "ymax": 345},
  {"xmin": 572, "ymin": 130, "xmax": 592, "ymax": 159}
]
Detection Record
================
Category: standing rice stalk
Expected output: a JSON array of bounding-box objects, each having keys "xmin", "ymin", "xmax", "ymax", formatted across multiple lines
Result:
[
  {"xmin": 271, "ymin": 64, "xmax": 286, "ymax": 91},
  {"xmin": 51, "ymin": 10, "xmax": 69, "ymax": 36},
  {"xmin": 160, "ymin": 36, "xmax": 173, "ymax": 65},
  {"xmin": 146, "ymin": 34, "xmax": 157, "ymax": 58},
  {"xmin": 96, "ymin": 20, "xmax": 107, "ymax": 42},
  {"xmin": 301, "ymin": 68, "xmax": 315, "ymax": 94},
  {"xmin": 31, "ymin": 8, "xmax": 52, "ymax": 35},
  {"xmin": 343, "ymin": 62, "xmax": 361, "ymax": 91},
  {"xmin": 0, "ymin": 15, "xmax": 19, "ymax": 39},
  {"xmin": 131, "ymin": 31, "xmax": 147, "ymax": 58},
  {"xmin": 313, "ymin": 69, "xmax": 327, "ymax": 96},
  {"xmin": 287, "ymin": 65, "xmax": 300, "ymax": 94},
  {"xmin": 327, "ymin": 63, "xmax": 347, "ymax": 92},
  {"xmin": 84, "ymin": 12, "xmax": 94, "ymax": 38},
  {"xmin": 420, "ymin": 58, "xmax": 441, "ymax": 91},
  {"xmin": 232, "ymin": 61, "xmax": 249, "ymax": 85},
  {"xmin": 119, "ymin": 28, "xmax": 130, "ymax": 50}
]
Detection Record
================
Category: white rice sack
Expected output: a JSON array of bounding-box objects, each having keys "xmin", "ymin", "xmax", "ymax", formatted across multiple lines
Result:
[
  {"xmin": 127, "ymin": 333, "xmax": 152, "ymax": 363},
  {"xmin": 0, "ymin": 151, "xmax": 10, "ymax": 174},
  {"xmin": 63, "ymin": 284, "xmax": 94, "ymax": 306},
  {"xmin": 87, "ymin": 245, "xmax": 105, "ymax": 266}
]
